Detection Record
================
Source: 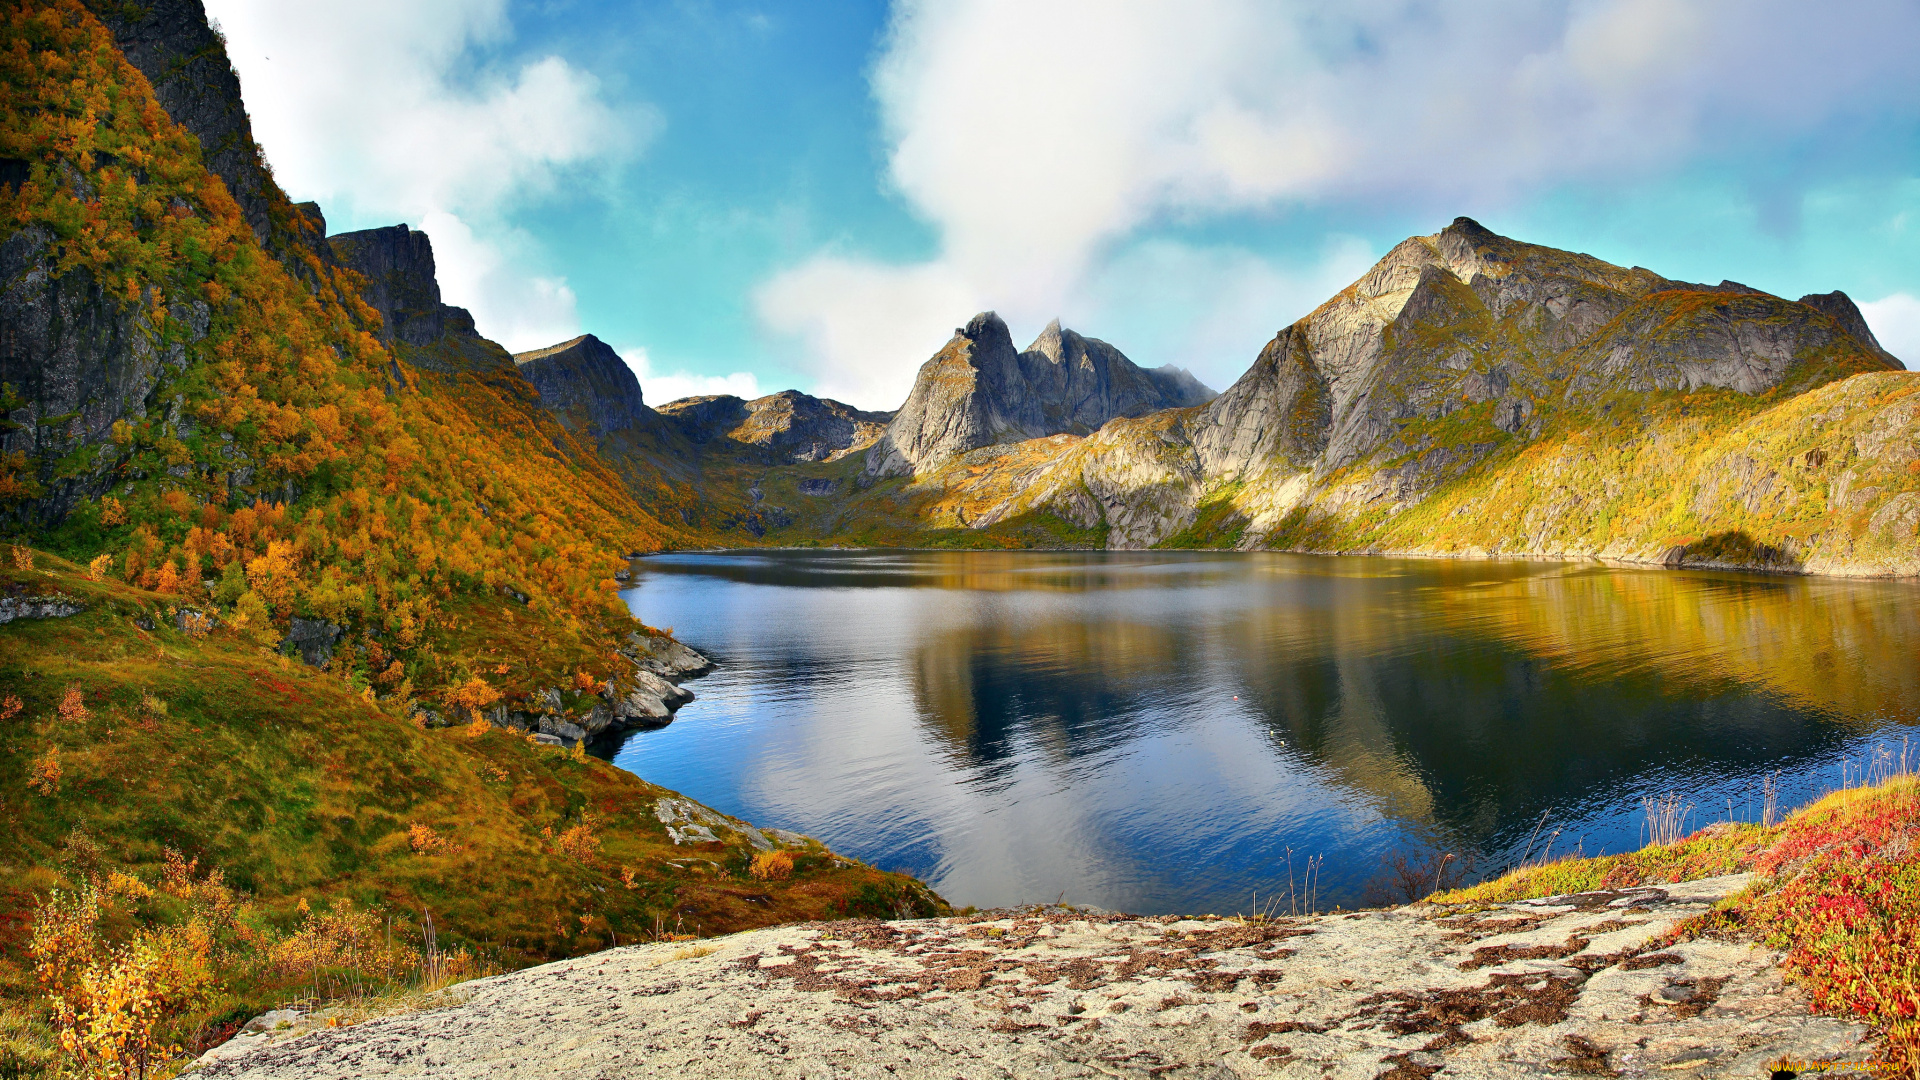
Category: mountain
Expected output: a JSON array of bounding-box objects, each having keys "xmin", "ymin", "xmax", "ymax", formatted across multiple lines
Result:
[
  {"xmin": 0, "ymin": 10, "xmax": 934, "ymax": 1060},
  {"xmin": 658, "ymin": 389, "xmax": 893, "ymax": 463},
  {"xmin": 330, "ymin": 223, "xmax": 515, "ymax": 373},
  {"xmin": 865, "ymin": 313, "xmax": 1215, "ymax": 477},
  {"xmin": 832, "ymin": 218, "xmax": 1913, "ymax": 570},
  {"xmin": 514, "ymin": 334, "xmax": 665, "ymax": 442}
]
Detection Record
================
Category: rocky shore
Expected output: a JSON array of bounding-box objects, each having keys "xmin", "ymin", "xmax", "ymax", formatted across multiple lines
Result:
[
  {"xmin": 189, "ymin": 873, "xmax": 1871, "ymax": 1079},
  {"xmin": 408, "ymin": 630, "xmax": 712, "ymax": 745}
]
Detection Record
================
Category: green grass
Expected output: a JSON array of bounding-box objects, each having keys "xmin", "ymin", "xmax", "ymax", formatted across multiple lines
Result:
[{"xmin": 1, "ymin": 546, "xmax": 946, "ymax": 1074}]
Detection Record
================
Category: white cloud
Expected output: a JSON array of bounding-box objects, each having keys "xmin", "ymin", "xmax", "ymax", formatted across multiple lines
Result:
[
  {"xmin": 1861, "ymin": 295, "xmax": 1920, "ymax": 368},
  {"xmin": 755, "ymin": 257, "xmax": 983, "ymax": 409},
  {"xmin": 206, "ymin": 0, "xmax": 650, "ymax": 349},
  {"xmin": 1075, "ymin": 237, "xmax": 1378, "ymax": 392},
  {"xmin": 613, "ymin": 344, "xmax": 763, "ymax": 407},
  {"xmin": 759, "ymin": 0, "xmax": 1920, "ymax": 410}
]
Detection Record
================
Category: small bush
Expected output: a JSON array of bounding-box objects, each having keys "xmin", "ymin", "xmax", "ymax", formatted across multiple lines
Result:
[{"xmin": 749, "ymin": 851, "xmax": 794, "ymax": 881}]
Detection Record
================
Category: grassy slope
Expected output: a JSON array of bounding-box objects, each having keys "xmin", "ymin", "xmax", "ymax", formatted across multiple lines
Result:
[
  {"xmin": 1432, "ymin": 777, "xmax": 1920, "ymax": 1072},
  {"xmin": 0, "ymin": 549, "xmax": 943, "ymax": 1069}
]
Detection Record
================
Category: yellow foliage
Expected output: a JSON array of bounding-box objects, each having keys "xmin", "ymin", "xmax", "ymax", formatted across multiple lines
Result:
[
  {"xmin": 407, "ymin": 823, "xmax": 449, "ymax": 855},
  {"xmin": 442, "ymin": 676, "xmax": 502, "ymax": 723},
  {"xmin": 98, "ymin": 497, "xmax": 126, "ymax": 527},
  {"xmin": 549, "ymin": 813, "xmax": 601, "ymax": 863},
  {"xmin": 9, "ymin": 543, "xmax": 30, "ymax": 571},
  {"xmin": 28, "ymin": 748, "xmax": 61, "ymax": 795},
  {"xmin": 749, "ymin": 850, "xmax": 795, "ymax": 881},
  {"xmin": 86, "ymin": 553, "xmax": 113, "ymax": 581}
]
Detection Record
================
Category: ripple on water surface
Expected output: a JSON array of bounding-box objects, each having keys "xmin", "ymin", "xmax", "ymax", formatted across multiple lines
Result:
[{"xmin": 605, "ymin": 550, "xmax": 1920, "ymax": 913}]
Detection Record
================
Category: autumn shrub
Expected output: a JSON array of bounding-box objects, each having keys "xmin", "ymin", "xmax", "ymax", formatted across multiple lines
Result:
[
  {"xmin": 750, "ymin": 851, "xmax": 795, "ymax": 881},
  {"xmin": 407, "ymin": 823, "xmax": 449, "ymax": 856},
  {"xmin": 86, "ymin": 553, "xmax": 112, "ymax": 581},
  {"xmin": 0, "ymin": 692, "xmax": 21, "ymax": 721},
  {"xmin": 442, "ymin": 677, "xmax": 502, "ymax": 724},
  {"xmin": 28, "ymin": 747, "xmax": 61, "ymax": 794},
  {"xmin": 57, "ymin": 684, "xmax": 89, "ymax": 725},
  {"xmin": 10, "ymin": 544, "xmax": 32, "ymax": 570},
  {"xmin": 549, "ymin": 814, "xmax": 602, "ymax": 863}
]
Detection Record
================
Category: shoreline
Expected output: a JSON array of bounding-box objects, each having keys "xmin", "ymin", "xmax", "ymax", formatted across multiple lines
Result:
[{"xmin": 625, "ymin": 543, "xmax": 1920, "ymax": 582}]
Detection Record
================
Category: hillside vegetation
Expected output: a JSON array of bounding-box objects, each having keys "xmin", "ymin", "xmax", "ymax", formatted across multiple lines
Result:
[
  {"xmin": 0, "ymin": 548, "xmax": 941, "ymax": 1075},
  {"xmin": 1433, "ymin": 775, "xmax": 1920, "ymax": 1074}
]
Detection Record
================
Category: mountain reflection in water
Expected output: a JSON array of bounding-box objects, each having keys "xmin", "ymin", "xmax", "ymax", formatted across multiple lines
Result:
[{"xmin": 608, "ymin": 550, "xmax": 1920, "ymax": 914}]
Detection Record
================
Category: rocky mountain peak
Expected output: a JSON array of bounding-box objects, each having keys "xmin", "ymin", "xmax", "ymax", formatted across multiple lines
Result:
[
  {"xmin": 328, "ymin": 225, "xmax": 513, "ymax": 373},
  {"xmin": 1798, "ymin": 291, "xmax": 1903, "ymax": 367},
  {"xmin": 865, "ymin": 314, "xmax": 1216, "ymax": 478},
  {"xmin": 962, "ymin": 311, "xmax": 1013, "ymax": 345},
  {"xmin": 513, "ymin": 335, "xmax": 651, "ymax": 438}
]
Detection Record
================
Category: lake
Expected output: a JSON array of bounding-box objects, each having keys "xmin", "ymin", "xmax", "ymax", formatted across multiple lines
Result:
[{"xmin": 606, "ymin": 550, "xmax": 1920, "ymax": 914}]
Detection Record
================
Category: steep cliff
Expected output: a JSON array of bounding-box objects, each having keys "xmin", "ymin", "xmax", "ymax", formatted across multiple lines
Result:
[
  {"xmin": 865, "ymin": 312, "xmax": 1215, "ymax": 477},
  {"xmin": 329, "ymin": 224, "xmax": 514, "ymax": 373}
]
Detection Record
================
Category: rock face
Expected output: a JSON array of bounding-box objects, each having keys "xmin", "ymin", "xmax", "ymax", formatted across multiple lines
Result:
[
  {"xmin": 900, "ymin": 218, "xmax": 1906, "ymax": 560},
  {"xmin": 658, "ymin": 390, "xmax": 894, "ymax": 463},
  {"xmin": 328, "ymin": 226, "xmax": 513, "ymax": 373},
  {"xmin": 78, "ymin": 0, "xmax": 277, "ymax": 246},
  {"xmin": 0, "ymin": 593, "xmax": 84, "ymax": 623},
  {"xmin": 279, "ymin": 618, "xmax": 341, "ymax": 668},
  {"xmin": 513, "ymin": 335, "xmax": 660, "ymax": 440},
  {"xmin": 866, "ymin": 313, "xmax": 1216, "ymax": 478},
  {"xmin": 193, "ymin": 873, "xmax": 1870, "ymax": 1080},
  {"xmin": 0, "ymin": 220, "xmax": 212, "ymax": 525}
]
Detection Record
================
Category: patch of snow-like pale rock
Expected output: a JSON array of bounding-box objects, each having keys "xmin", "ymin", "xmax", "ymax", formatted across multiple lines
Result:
[{"xmin": 191, "ymin": 873, "xmax": 1870, "ymax": 1079}]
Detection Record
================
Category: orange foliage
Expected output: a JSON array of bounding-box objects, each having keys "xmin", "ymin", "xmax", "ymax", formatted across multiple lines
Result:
[
  {"xmin": 56, "ymin": 684, "xmax": 88, "ymax": 725},
  {"xmin": 0, "ymin": 0, "xmax": 695, "ymax": 702},
  {"xmin": 750, "ymin": 850, "xmax": 795, "ymax": 881}
]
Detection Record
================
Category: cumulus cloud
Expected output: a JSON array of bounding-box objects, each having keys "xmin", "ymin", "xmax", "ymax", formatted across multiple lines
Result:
[
  {"xmin": 755, "ymin": 256, "xmax": 983, "ymax": 408},
  {"xmin": 613, "ymin": 345, "xmax": 763, "ymax": 407},
  {"xmin": 759, "ymin": 0, "xmax": 1920, "ymax": 408},
  {"xmin": 1861, "ymin": 295, "xmax": 1920, "ymax": 368},
  {"xmin": 206, "ymin": 0, "xmax": 648, "ymax": 348}
]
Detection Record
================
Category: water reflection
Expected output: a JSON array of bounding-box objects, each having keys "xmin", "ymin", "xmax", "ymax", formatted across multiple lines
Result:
[{"xmin": 606, "ymin": 551, "xmax": 1920, "ymax": 913}]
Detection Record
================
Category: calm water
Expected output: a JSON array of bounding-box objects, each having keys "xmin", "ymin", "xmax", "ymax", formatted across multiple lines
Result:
[{"xmin": 605, "ymin": 550, "xmax": 1920, "ymax": 914}]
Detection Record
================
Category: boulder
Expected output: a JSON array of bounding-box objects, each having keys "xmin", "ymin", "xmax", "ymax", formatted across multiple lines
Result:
[
  {"xmin": 622, "ymin": 631, "xmax": 711, "ymax": 677},
  {"xmin": 279, "ymin": 618, "xmax": 341, "ymax": 668}
]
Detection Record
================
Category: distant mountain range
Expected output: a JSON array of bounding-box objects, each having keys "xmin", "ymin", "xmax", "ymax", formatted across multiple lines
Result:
[
  {"xmin": 484, "ymin": 216, "xmax": 1914, "ymax": 576},
  {"xmin": 10, "ymin": 0, "xmax": 1915, "ymax": 583}
]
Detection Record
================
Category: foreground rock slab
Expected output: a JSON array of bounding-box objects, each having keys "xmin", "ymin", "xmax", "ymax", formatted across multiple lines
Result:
[{"xmin": 195, "ymin": 874, "xmax": 1870, "ymax": 1079}]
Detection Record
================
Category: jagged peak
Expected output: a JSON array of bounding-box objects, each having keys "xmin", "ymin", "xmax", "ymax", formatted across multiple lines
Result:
[
  {"xmin": 960, "ymin": 311, "xmax": 1011, "ymax": 344},
  {"xmin": 1798, "ymin": 290, "xmax": 1902, "ymax": 365}
]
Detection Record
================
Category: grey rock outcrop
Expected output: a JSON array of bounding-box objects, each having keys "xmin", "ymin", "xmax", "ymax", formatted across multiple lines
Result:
[
  {"xmin": 328, "ymin": 226, "xmax": 513, "ymax": 373},
  {"xmin": 0, "ymin": 223, "xmax": 213, "ymax": 526},
  {"xmin": 513, "ymin": 335, "xmax": 665, "ymax": 440},
  {"xmin": 0, "ymin": 593, "xmax": 85, "ymax": 623},
  {"xmin": 193, "ymin": 873, "xmax": 1871, "ymax": 1080},
  {"xmin": 1796, "ymin": 290, "xmax": 1904, "ymax": 368},
  {"xmin": 657, "ymin": 391, "xmax": 893, "ymax": 464},
  {"xmin": 866, "ymin": 313, "xmax": 1215, "ymax": 477},
  {"xmin": 78, "ymin": 0, "xmax": 276, "ymax": 247},
  {"xmin": 279, "ymin": 618, "xmax": 342, "ymax": 668}
]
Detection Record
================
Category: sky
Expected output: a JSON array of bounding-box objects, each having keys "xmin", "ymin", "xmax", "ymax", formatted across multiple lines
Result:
[{"xmin": 204, "ymin": 0, "xmax": 1920, "ymax": 413}]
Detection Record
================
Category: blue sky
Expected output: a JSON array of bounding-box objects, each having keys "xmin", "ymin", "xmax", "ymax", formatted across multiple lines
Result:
[{"xmin": 207, "ymin": 0, "xmax": 1920, "ymax": 411}]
